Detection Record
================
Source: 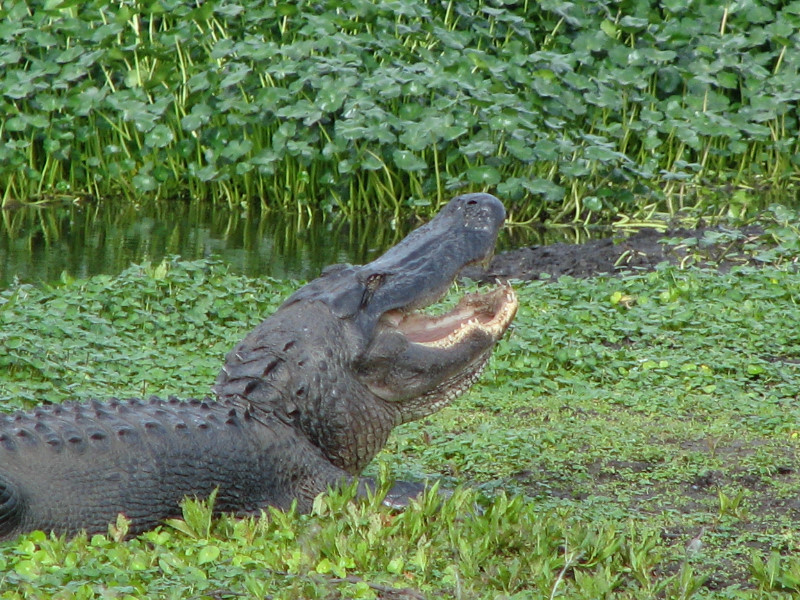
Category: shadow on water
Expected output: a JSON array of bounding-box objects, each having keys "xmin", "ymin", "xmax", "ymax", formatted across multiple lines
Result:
[{"xmin": 0, "ymin": 201, "xmax": 601, "ymax": 288}]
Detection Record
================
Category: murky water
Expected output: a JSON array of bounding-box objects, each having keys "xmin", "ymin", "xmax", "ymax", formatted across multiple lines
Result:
[{"xmin": 0, "ymin": 201, "xmax": 595, "ymax": 288}]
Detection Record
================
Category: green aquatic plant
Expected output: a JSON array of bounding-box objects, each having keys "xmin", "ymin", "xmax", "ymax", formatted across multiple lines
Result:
[
  {"xmin": 0, "ymin": 0, "xmax": 798, "ymax": 220},
  {"xmin": 1, "ymin": 259, "xmax": 800, "ymax": 596}
]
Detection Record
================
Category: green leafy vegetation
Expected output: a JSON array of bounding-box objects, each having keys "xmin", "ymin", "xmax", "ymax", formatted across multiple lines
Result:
[
  {"xmin": 1, "ymin": 257, "xmax": 799, "ymax": 597},
  {"xmin": 1, "ymin": 0, "xmax": 798, "ymax": 219},
  {"xmin": 0, "ymin": 259, "xmax": 279, "ymax": 406},
  {"xmin": 658, "ymin": 203, "xmax": 800, "ymax": 269}
]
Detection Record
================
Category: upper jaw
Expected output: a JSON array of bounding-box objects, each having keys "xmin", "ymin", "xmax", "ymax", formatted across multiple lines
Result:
[
  {"xmin": 277, "ymin": 194, "xmax": 507, "ymax": 325},
  {"xmin": 357, "ymin": 193, "xmax": 507, "ymax": 319}
]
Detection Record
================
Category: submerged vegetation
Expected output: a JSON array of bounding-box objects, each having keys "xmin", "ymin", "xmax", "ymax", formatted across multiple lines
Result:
[
  {"xmin": 1, "ymin": 0, "xmax": 798, "ymax": 219},
  {"xmin": 1, "ymin": 255, "xmax": 800, "ymax": 597}
]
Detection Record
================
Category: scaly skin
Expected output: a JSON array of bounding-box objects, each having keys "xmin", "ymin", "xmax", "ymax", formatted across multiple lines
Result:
[
  {"xmin": 0, "ymin": 193, "xmax": 518, "ymax": 540},
  {"xmin": 0, "ymin": 397, "xmax": 347, "ymax": 538}
]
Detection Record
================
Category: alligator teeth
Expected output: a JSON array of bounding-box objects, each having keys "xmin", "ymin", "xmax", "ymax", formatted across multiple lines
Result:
[
  {"xmin": 429, "ymin": 317, "xmax": 479, "ymax": 348},
  {"xmin": 414, "ymin": 285, "xmax": 518, "ymax": 349}
]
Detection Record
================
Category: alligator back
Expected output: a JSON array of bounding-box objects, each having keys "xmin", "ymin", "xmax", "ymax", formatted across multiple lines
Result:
[{"xmin": 0, "ymin": 397, "xmax": 334, "ymax": 540}]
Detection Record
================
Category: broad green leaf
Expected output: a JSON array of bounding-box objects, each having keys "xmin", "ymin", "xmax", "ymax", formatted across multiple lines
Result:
[
  {"xmin": 393, "ymin": 150, "xmax": 427, "ymax": 172},
  {"xmin": 466, "ymin": 165, "xmax": 501, "ymax": 185},
  {"xmin": 146, "ymin": 124, "xmax": 174, "ymax": 148},
  {"xmin": 197, "ymin": 545, "xmax": 221, "ymax": 564}
]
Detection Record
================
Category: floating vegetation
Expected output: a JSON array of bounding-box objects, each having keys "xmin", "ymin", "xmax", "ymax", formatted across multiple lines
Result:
[
  {"xmin": 1, "ymin": 0, "xmax": 798, "ymax": 219},
  {"xmin": 2, "ymin": 259, "xmax": 800, "ymax": 596}
]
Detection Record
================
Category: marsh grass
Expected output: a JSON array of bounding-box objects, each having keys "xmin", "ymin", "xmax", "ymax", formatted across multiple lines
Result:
[
  {"xmin": 1, "ymin": 254, "xmax": 800, "ymax": 597},
  {"xmin": 1, "ymin": 0, "xmax": 798, "ymax": 219}
]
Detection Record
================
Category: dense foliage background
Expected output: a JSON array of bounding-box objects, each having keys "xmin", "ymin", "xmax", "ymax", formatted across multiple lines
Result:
[{"xmin": 1, "ymin": 0, "xmax": 798, "ymax": 219}]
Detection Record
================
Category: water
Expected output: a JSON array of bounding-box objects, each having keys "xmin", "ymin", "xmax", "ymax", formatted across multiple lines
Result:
[
  {"xmin": 0, "ymin": 202, "xmax": 400, "ymax": 287},
  {"xmin": 0, "ymin": 201, "xmax": 595, "ymax": 289}
]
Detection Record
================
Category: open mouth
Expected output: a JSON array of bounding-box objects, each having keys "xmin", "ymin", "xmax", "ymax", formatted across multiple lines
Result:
[{"xmin": 383, "ymin": 284, "xmax": 518, "ymax": 347}]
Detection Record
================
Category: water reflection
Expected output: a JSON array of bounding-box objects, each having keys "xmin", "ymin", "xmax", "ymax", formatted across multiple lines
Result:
[{"xmin": 0, "ymin": 201, "xmax": 597, "ymax": 288}]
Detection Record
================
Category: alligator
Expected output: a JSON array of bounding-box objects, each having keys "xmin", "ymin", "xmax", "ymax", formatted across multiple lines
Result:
[{"xmin": 0, "ymin": 193, "xmax": 518, "ymax": 541}]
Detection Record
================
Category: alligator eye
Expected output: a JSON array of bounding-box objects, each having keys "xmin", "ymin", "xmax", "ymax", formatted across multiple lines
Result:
[{"xmin": 360, "ymin": 272, "xmax": 386, "ymax": 308}]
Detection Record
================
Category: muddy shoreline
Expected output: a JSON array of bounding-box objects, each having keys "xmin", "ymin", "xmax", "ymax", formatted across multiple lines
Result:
[{"xmin": 467, "ymin": 226, "xmax": 767, "ymax": 282}]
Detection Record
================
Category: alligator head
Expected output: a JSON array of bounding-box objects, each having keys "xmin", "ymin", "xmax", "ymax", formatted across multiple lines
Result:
[{"xmin": 214, "ymin": 193, "xmax": 518, "ymax": 475}]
